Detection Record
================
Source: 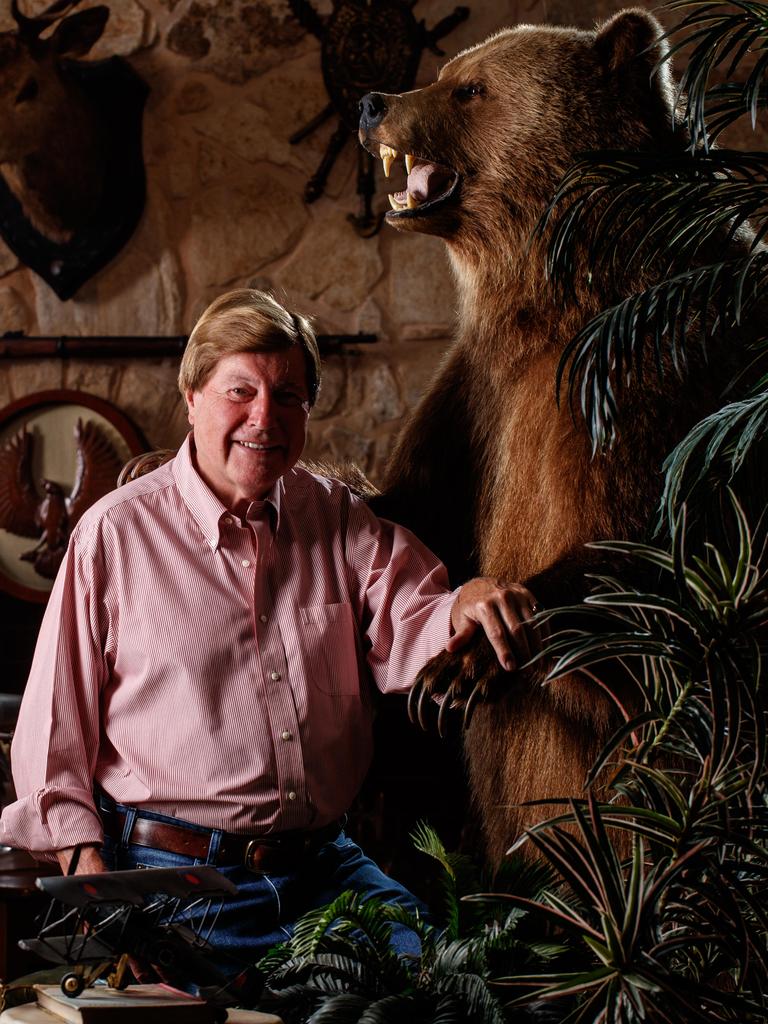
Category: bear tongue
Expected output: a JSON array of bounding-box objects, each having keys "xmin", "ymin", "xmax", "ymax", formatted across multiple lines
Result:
[{"xmin": 407, "ymin": 162, "xmax": 452, "ymax": 202}]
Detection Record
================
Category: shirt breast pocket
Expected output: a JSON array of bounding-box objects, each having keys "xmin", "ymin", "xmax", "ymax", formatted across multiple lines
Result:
[{"xmin": 299, "ymin": 602, "xmax": 360, "ymax": 696}]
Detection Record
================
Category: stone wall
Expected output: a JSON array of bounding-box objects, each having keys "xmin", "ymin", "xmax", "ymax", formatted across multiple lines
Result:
[{"xmin": 0, "ymin": 0, "xmax": 762, "ymax": 484}]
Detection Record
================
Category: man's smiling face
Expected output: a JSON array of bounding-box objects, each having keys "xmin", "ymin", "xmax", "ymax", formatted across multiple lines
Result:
[{"xmin": 186, "ymin": 347, "xmax": 310, "ymax": 514}]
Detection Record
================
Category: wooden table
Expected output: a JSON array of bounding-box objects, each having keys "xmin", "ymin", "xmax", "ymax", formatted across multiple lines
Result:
[{"xmin": 2, "ymin": 1006, "xmax": 281, "ymax": 1023}]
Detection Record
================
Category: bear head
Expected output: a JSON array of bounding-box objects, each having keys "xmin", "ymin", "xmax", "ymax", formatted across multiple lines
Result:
[{"xmin": 359, "ymin": 9, "xmax": 682, "ymax": 261}]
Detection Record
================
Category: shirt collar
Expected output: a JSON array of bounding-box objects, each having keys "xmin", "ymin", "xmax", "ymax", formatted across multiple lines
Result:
[{"xmin": 173, "ymin": 433, "xmax": 281, "ymax": 550}]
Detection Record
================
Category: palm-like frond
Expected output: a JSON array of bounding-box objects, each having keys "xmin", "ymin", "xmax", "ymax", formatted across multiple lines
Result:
[
  {"xmin": 534, "ymin": 5, "xmax": 768, "ymax": 452},
  {"xmin": 536, "ymin": 147, "xmax": 768, "ymax": 449},
  {"xmin": 410, "ymin": 821, "xmax": 457, "ymax": 880},
  {"xmin": 661, "ymin": 380, "xmax": 768, "ymax": 521},
  {"xmin": 704, "ymin": 82, "xmax": 768, "ymax": 143},
  {"xmin": 267, "ymin": 951, "xmax": 386, "ymax": 994},
  {"xmin": 542, "ymin": 150, "xmax": 768, "ymax": 297},
  {"xmin": 543, "ymin": 497, "xmax": 768, "ymax": 779},
  {"xmin": 431, "ymin": 974, "xmax": 506, "ymax": 1024},
  {"xmin": 256, "ymin": 943, "xmax": 294, "ymax": 976},
  {"xmin": 260, "ymin": 886, "xmax": 512, "ymax": 1024},
  {"xmin": 558, "ymin": 258, "xmax": 766, "ymax": 450},
  {"xmin": 663, "ymin": 1, "xmax": 768, "ymax": 149},
  {"xmin": 307, "ymin": 992, "xmax": 370, "ymax": 1023},
  {"xmin": 280, "ymin": 892, "xmax": 423, "ymax": 1010},
  {"xmin": 410, "ymin": 821, "xmax": 464, "ymax": 940},
  {"xmin": 257, "ymin": 982, "xmax": 324, "ymax": 1024}
]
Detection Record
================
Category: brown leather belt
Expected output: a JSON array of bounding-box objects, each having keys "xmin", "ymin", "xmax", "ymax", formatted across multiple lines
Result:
[{"xmin": 101, "ymin": 809, "xmax": 343, "ymax": 873}]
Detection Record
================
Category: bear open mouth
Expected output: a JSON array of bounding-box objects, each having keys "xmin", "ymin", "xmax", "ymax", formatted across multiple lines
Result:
[{"xmin": 378, "ymin": 143, "xmax": 459, "ymax": 217}]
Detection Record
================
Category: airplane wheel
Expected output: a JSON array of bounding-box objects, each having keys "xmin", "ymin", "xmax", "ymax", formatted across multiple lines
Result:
[
  {"xmin": 61, "ymin": 973, "xmax": 85, "ymax": 998},
  {"xmin": 151, "ymin": 943, "xmax": 176, "ymax": 969}
]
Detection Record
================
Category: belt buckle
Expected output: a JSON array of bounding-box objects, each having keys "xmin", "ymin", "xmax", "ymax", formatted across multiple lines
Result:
[{"xmin": 244, "ymin": 838, "xmax": 265, "ymax": 872}]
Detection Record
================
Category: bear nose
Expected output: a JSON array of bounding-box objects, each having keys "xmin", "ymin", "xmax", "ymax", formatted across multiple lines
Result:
[{"xmin": 359, "ymin": 92, "xmax": 387, "ymax": 132}]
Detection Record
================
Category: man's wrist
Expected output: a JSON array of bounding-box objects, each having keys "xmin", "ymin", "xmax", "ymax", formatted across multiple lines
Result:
[{"xmin": 56, "ymin": 844, "xmax": 106, "ymax": 875}]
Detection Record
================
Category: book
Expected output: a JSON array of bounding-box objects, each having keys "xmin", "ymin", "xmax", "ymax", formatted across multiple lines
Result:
[{"xmin": 33, "ymin": 984, "xmax": 219, "ymax": 1024}]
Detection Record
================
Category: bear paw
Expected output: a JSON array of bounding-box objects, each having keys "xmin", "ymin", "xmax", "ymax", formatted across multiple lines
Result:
[{"xmin": 408, "ymin": 636, "xmax": 514, "ymax": 736}]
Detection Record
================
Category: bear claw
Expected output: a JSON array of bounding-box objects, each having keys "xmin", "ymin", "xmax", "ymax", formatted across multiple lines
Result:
[{"xmin": 408, "ymin": 638, "xmax": 513, "ymax": 735}]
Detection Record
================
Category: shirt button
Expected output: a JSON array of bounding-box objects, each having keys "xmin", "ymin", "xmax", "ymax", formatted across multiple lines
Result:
[
  {"xmin": 259, "ymin": 613, "xmax": 268, "ymax": 623},
  {"xmin": 223, "ymin": 516, "xmax": 232, "ymax": 525},
  {"xmin": 241, "ymin": 559, "xmax": 251, "ymax": 567},
  {"xmin": 287, "ymin": 791, "xmax": 297, "ymax": 801},
  {"xmin": 281, "ymin": 730, "xmax": 293, "ymax": 741},
  {"xmin": 270, "ymin": 671, "xmax": 281, "ymax": 681}
]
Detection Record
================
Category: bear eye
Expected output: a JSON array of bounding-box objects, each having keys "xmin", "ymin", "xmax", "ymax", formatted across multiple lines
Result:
[{"xmin": 454, "ymin": 82, "xmax": 485, "ymax": 102}]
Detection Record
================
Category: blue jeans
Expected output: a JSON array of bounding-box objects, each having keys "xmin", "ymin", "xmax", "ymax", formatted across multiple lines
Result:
[{"xmin": 98, "ymin": 799, "xmax": 426, "ymax": 972}]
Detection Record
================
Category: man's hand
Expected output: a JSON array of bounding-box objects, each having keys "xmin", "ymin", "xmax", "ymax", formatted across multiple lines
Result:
[
  {"xmin": 56, "ymin": 844, "xmax": 107, "ymax": 876},
  {"xmin": 55, "ymin": 844, "xmax": 155, "ymax": 982},
  {"xmin": 448, "ymin": 577, "xmax": 541, "ymax": 671}
]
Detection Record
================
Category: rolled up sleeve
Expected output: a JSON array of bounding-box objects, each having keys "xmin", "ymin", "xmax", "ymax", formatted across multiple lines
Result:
[{"xmin": 1, "ymin": 526, "xmax": 108, "ymax": 857}]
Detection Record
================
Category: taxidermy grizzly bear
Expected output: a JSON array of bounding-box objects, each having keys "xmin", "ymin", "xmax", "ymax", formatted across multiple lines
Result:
[{"xmin": 359, "ymin": 9, "xmax": 757, "ymax": 865}]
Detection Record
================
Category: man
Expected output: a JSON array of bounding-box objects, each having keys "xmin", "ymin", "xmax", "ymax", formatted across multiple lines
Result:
[{"xmin": 1, "ymin": 290, "xmax": 538, "ymax": 966}]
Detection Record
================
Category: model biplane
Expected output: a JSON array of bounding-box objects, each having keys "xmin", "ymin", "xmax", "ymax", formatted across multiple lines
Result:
[{"xmin": 19, "ymin": 866, "xmax": 260, "ymax": 1007}]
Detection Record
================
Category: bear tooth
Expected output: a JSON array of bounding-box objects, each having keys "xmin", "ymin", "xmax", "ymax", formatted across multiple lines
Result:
[
  {"xmin": 406, "ymin": 192, "xmax": 418, "ymax": 209},
  {"xmin": 388, "ymin": 193, "xmax": 402, "ymax": 211},
  {"xmin": 405, "ymin": 154, "xmax": 414, "ymax": 174},
  {"xmin": 379, "ymin": 144, "xmax": 399, "ymax": 178}
]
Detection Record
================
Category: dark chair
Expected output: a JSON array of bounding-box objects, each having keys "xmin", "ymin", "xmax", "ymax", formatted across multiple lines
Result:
[{"xmin": 117, "ymin": 449, "xmax": 176, "ymax": 487}]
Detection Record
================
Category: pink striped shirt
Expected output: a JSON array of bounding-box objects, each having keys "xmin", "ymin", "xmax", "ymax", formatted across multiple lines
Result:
[{"xmin": 2, "ymin": 435, "xmax": 455, "ymax": 856}]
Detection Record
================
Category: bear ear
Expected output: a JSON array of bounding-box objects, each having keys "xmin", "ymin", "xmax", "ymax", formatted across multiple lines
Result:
[{"xmin": 595, "ymin": 8, "xmax": 672, "ymax": 93}]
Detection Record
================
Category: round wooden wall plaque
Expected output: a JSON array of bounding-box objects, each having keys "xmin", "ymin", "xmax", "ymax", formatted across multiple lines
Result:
[{"xmin": 0, "ymin": 390, "xmax": 145, "ymax": 602}]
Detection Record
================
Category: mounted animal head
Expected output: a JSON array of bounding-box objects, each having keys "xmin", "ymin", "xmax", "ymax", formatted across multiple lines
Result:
[
  {"xmin": 359, "ymin": 10, "xmax": 680, "ymax": 253},
  {"xmin": 0, "ymin": 0, "xmax": 110, "ymax": 243}
]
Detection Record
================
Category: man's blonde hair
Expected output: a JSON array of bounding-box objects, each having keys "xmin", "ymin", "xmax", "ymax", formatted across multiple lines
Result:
[{"xmin": 178, "ymin": 290, "xmax": 321, "ymax": 404}]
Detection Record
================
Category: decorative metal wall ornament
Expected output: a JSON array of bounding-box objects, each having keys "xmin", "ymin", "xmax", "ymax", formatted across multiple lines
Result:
[
  {"xmin": 0, "ymin": 391, "xmax": 144, "ymax": 602},
  {"xmin": 288, "ymin": 0, "xmax": 469, "ymax": 236},
  {"xmin": 0, "ymin": 1, "xmax": 148, "ymax": 300}
]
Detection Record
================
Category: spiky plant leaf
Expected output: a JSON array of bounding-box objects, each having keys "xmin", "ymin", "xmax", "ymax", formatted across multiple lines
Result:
[
  {"xmin": 551, "ymin": 253, "xmax": 767, "ymax": 450},
  {"xmin": 257, "ymin": 982, "xmax": 323, "ymax": 1024},
  {"xmin": 663, "ymin": 0, "xmax": 768, "ymax": 149},
  {"xmin": 541, "ymin": 150, "xmax": 768, "ymax": 295},
  {"xmin": 433, "ymin": 972, "xmax": 506, "ymax": 1024},
  {"xmin": 486, "ymin": 796, "xmax": 768, "ymax": 1021},
  {"xmin": 661, "ymin": 384, "xmax": 768, "ymax": 521},
  {"xmin": 356, "ymin": 994, "xmax": 425, "ymax": 1024},
  {"xmin": 409, "ymin": 820, "xmax": 465, "ymax": 940},
  {"xmin": 256, "ymin": 942, "xmax": 293, "ymax": 976},
  {"xmin": 410, "ymin": 821, "xmax": 455, "ymax": 879},
  {"xmin": 266, "ymin": 953, "xmax": 376, "ymax": 993},
  {"xmin": 704, "ymin": 82, "xmax": 768, "ymax": 143},
  {"xmin": 428, "ymin": 995, "xmax": 464, "ymax": 1024},
  {"xmin": 307, "ymin": 992, "xmax": 370, "ymax": 1023},
  {"xmin": 289, "ymin": 890, "xmax": 411, "ymax": 963}
]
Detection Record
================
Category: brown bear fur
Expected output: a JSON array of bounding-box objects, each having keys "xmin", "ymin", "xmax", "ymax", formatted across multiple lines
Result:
[{"xmin": 359, "ymin": 10, "xmax": 760, "ymax": 866}]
